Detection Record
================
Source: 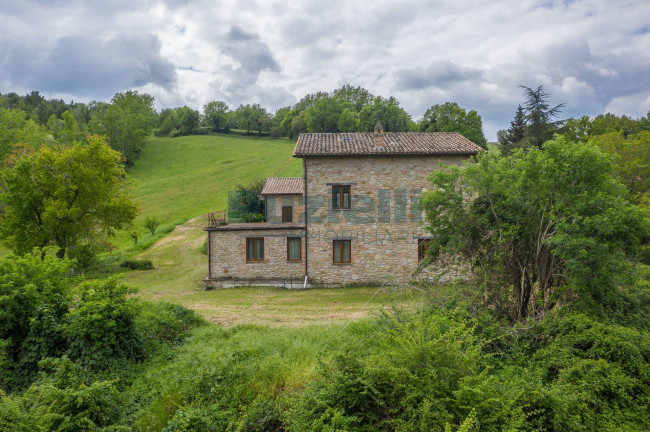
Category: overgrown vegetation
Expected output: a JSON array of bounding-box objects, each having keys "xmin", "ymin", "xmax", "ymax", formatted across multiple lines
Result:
[
  {"xmin": 1, "ymin": 85, "xmax": 649, "ymax": 431},
  {"xmin": 421, "ymin": 138, "xmax": 648, "ymax": 321}
]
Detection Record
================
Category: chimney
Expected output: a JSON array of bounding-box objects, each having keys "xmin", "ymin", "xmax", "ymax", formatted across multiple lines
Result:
[{"xmin": 374, "ymin": 121, "xmax": 384, "ymax": 147}]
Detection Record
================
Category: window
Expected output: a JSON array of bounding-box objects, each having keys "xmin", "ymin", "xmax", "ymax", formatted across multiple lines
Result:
[
  {"xmin": 246, "ymin": 238, "xmax": 264, "ymax": 261},
  {"xmin": 332, "ymin": 185, "xmax": 351, "ymax": 209},
  {"xmin": 287, "ymin": 237, "xmax": 301, "ymax": 261},
  {"xmin": 282, "ymin": 205, "xmax": 293, "ymax": 222},
  {"xmin": 418, "ymin": 239, "xmax": 430, "ymax": 262},
  {"xmin": 333, "ymin": 239, "xmax": 351, "ymax": 263}
]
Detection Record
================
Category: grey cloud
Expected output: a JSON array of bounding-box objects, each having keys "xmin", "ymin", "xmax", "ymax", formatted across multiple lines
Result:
[
  {"xmin": 395, "ymin": 61, "xmax": 484, "ymax": 91},
  {"xmin": 1, "ymin": 33, "xmax": 176, "ymax": 99},
  {"xmin": 222, "ymin": 25, "xmax": 280, "ymax": 91}
]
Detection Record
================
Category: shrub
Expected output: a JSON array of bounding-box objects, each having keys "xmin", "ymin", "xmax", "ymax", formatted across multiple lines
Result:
[
  {"xmin": 64, "ymin": 279, "xmax": 145, "ymax": 370},
  {"xmin": 0, "ymin": 252, "xmax": 73, "ymax": 391},
  {"xmin": 143, "ymin": 215, "xmax": 161, "ymax": 235},
  {"xmin": 120, "ymin": 259, "xmax": 154, "ymax": 270}
]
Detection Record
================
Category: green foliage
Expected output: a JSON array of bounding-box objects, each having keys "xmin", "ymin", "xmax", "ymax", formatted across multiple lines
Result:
[
  {"xmin": 144, "ymin": 215, "xmax": 162, "ymax": 235},
  {"xmin": 157, "ymin": 107, "xmax": 201, "ymax": 137},
  {"xmin": 228, "ymin": 178, "xmax": 266, "ymax": 223},
  {"xmin": 0, "ymin": 252, "xmax": 178, "ymax": 392},
  {"xmin": 64, "ymin": 280, "xmax": 144, "ymax": 369},
  {"xmin": 0, "ymin": 107, "xmax": 49, "ymax": 160},
  {"xmin": 358, "ymin": 96, "xmax": 413, "ymax": 132},
  {"xmin": 589, "ymin": 131, "xmax": 650, "ymax": 203},
  {"xmin": 305, "ymin": 96, "xmax": 351, "ymax": 132},
  {"xmin": 337, "ymin": 107, "xmax": 359, "ymax": 132},
  {"xmin": 87, "ymin": 90, "xmax": 156, "ymax": 165},
  {"xmin": 498, "ymin": 105, "xmax": 526, "ymax": 152},
  {"xmin": 519, "ymin": 85, "xmax": 565, "ymax": 149},
  {"xmin": 202, "ymin": 100, "xmax": 229, "ymax": 132},
  {"xmin": 233, "ymin": 103, "xmax": 268, "ymax": 135},
  {"xmin": 421, "ymin": 137, "xmax": 649, "ymax": 320},
  {"xmin": 0, "ymin": 252, "xmax": 73, "ymax": 390},
  {"xmin": 0, "ymin": 136, "xmax": 138, "ymax": 258},
  {"xmin": 419, "ymin": 102, "xmax": 488, "ymax": 149},
  {"xmin": 120, "ymin": 259, "xmax": 154, "ymax": 270}
]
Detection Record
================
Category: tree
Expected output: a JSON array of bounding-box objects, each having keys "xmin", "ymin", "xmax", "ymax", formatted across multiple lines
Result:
[
  {"xmin": 87, "ymin": 91, "xmax": 156, "ymax": 165},
  {"xmin": 0, "ymin": 136, "xmax": 138, "ymax": 258},
  {"xmin": 505, "ymin": 105, "xmax": 526, "ymax": 144},
  {"xmin": 519, "ymin": 85, "xmax": 565, "ymax": 148},
  {"xmin": 0, "ymin": 108, "xmax": 49, "ymax": 160},
  {"xmin": 337, "ymin": 107, "xmax": 358, "ymax": 132},
  {"xmin": 143, "ymin": 215, "xmax": 161, "ymax": 235},
  {"xmin": 179, "ymin": 107, "xmax": 200, "ymax": 135},
  {"xmin": 359, "ymin": 97, "xmax": 412, "ymax": 132},
  {"xmin": 233, "ymin": 104, "xmax": 265, "ymax": 135},
  {"xmin": 418, "ymin": 102, "xmax": 488, "ymax": 148},
  {"xmin": 561, "ymin": 115, "xmax": 592, "ymax": 143},
  {"xmin": 202, "ymin": 101, "xmax": 229, "ymax": 131},
  {"xmin": 420, "ymin": 137, "xmax": 648, "ymax": 320},
  {"xmin": 305, "ymin": 96, "xmax": 346, "ymax": 133},
  {"xmin": 332, "ymin": 85, "xmax": 374, "ymax": 112},
  {"xmin": 589, "ymin": 131, "xmax": 650, "ymax": 203}
]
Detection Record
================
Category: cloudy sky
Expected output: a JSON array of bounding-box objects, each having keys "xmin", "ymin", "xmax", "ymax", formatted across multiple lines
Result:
[{"xmin": 1, "ymin": 0, "xmax": 649, "ymax": 139}]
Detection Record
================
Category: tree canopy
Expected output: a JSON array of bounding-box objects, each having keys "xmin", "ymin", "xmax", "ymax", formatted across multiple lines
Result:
[
  {"xmin": 87, "ymin": 91, "xmax": 156, "ymax": 165},
  {"xmin": 418, "ymin": 102, "xmax": 488, "ymax": 148},
  {"xmin": 421, "ymin": 137, "xmax": 648, "ymax": 320},
  {"xmin": 0, "ymin": 136, "xmax": 137, "ymax": 258}
]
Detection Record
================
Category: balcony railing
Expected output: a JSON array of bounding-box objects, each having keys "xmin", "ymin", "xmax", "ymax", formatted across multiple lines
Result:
[{"xmin": 207, "ymin": 211, "xmax": 227, "ymax": 227}]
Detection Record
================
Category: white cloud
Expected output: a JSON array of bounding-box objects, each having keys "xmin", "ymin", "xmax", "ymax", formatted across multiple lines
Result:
[{"xmin": 0, "ymin": 0, "xmax": 649, "ymax": 139}]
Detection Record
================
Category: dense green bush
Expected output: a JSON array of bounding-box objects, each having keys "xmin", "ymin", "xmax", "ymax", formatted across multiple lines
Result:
[
  {"xmin": 120, "ymin": 259, "xmax": 154, "ymax": 270},
  {"xmin": 64, "ymin": 280, "xmax": 145, "ymax": 370},
  {"xmin": 0, "ymin": 252, "xmax": 74, "ymax": 390}
]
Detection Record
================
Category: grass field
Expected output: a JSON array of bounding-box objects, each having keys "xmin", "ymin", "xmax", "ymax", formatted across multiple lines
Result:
[{"xmin": 121, "ymin": 134, "xmax": 302, "ymax": 244}]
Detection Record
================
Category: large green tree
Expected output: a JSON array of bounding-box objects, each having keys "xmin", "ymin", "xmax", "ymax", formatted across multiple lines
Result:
[
  {"xmin": 0, "ymin": 136, "xmax": 137, "ymax": 258},
  {"xmin": 520, "ymin": 85, "xmax": 565, "ymax": 148},
  {"xmin": 421, "ymin": 137, "xmax": 648, "ymax": 320},
  {"xmin": 0, "ymin": 108, "xmax": 49, "ymax": 160},
  {"xmin": 358, "ymin": 96, "xmax": 412, "ymax": 132},
  {"xmin": 418, "ymin": 102, "xmax": 487, "ymax": 148},
  {"xmin": 87, "ymin": 91, "xmax": 156, "ymax": 165},
  {"xmin": 202, "ymin": 101, "xmax": 230, "ymax": 132},
  {"xmin": 305, "ymin": 96, "xmax": 347, "ymax": 133},
  {"xmin": 590, "ymin": 131, "xmax": 650, "ymax": 203}
]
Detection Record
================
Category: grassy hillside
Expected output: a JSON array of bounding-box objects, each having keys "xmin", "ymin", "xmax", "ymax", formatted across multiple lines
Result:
[{"xmin": 128, "ymin": 134, "xmax": 302, "ymax": 226}]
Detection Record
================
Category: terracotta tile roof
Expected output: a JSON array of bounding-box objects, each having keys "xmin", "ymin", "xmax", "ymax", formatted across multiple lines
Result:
[
  {"xmin": 260, "ymin": 177, "xmax": 304, "ymax": 195},
  {"xmin": 293, "ymin": 132, "xmax": 484, "ymax": 157}
]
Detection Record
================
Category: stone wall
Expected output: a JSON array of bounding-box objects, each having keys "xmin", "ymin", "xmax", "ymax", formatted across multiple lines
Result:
[
  {"xmin": 206, "ymin": 227, "xmax": 306, "ymax": 288},
  {"xmin": 304, "ymin": 155, "xmax": 469, "ymax": 286},
  {"xmin": 264, "ymin": 194, "xmax": 304, "ymax": 223}
]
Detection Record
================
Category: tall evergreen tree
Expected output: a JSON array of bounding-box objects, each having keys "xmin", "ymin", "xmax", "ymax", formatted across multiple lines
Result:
[
  {"xmin": 520, "ymin": 85, "xmax": 565, "ymax": 149},
  {"xmin": 506, "ymin": 105, "xmax": 526, "ymax": 144}
]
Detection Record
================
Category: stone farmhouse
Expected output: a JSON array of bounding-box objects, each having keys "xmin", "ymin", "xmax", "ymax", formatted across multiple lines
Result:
[{"xmin": 204, "ymin": 123, "xmax": 484, "ymax": 289}]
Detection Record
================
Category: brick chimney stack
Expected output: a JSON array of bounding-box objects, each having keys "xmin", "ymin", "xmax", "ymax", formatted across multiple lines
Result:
[{"xmin": 374, "ymin": 121, "xmax": 384, "ymax": 147}]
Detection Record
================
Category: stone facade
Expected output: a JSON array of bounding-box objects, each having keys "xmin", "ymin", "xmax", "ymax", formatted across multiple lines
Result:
[
  {"xmin": 205, "ymin": 226, "xmax": 305, "ymax": 288},
  {"xmin": 303, "ymin": 156, "xmax": 467, "ymax": 286},
  {"xmin": 203, "ymin": 130, "xmax": 481, "ymax": 289},
  {"xmin": 264, "ymin": 194, "xmax": 304, "ymax": 224}
]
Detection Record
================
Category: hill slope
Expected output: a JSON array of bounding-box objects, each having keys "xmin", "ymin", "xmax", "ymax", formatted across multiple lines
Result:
[{"xmin": 128, "ymin": 134, "xmax": 302, "ymax": 225}]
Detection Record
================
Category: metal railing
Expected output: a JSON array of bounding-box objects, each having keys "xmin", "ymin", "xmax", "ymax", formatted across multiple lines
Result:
[{"xmin": 207, "ymin": 211, "xmax": 227, "ymax": 227}]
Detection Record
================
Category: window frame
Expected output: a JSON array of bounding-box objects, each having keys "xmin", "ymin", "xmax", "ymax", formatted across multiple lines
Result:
[
  {"xmin": 281, "ymin": 205, "xmax": 293, "ymax": 222},
  {"xmin": 246, "ymin": 237, "xmax": 264, "ymax": 262},
  {"xmin": 286, "ymin": 236, "xmax": 302, "ymax": 261},
  {"xmin": 332, "ymin": 239, "xmax": 352, "ymax": 264},
  {"xmin": 332, "ymin": 185, "xmax": 351, "ymax": 209},
  {"xmin": 417, "ymin": 238, "xmax": 430, "ymax": 262}
]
